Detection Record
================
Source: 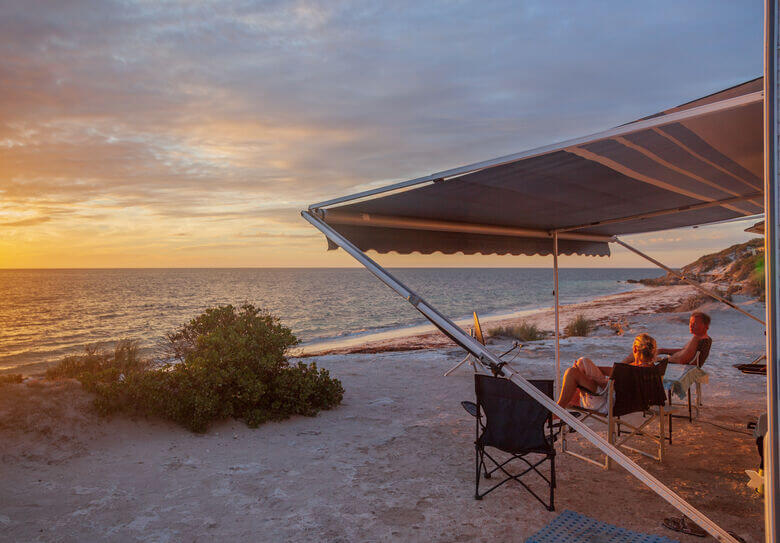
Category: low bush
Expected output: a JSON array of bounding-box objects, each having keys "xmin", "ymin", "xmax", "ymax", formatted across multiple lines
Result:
[
  {"xmin": 0, "ymin": 373, "xmax": 23, "ymax": 386},
  {"xmin": 744, "ymin": 255, "xmax": 766, "ymax": 301},
  {"xmin": 488, "ymin": 321, "xmax": 544, "ymax": 342},
  {"xmin": 46, "ymin": 304, "xmax": 344, "ymax": 432},
  {"xmin": 564, "ymin": 314, "xmax": 593, "ymax": 337}
]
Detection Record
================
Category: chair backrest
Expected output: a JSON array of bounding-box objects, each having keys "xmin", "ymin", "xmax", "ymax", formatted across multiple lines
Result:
[
  {"xmin": 474, "ymin": 375, "xmax": 553, "ymax": 454},
  {"xmin": 694, "ymin": 337, "xmax": 712, "ymax": 367},
  {"xmin": 654, "ymin": 357, "xmax": 669, "ymax": 377},
  {"xmin": 473, "ymin": 312, "xmax": 485, "ymax": 345},
  {"xmin": 611, "ymin": 363, "xmax": 667, "ymax": 418}
]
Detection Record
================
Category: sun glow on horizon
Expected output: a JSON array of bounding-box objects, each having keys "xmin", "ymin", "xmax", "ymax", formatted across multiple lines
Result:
[{"xmin": 0, "ymin": 1, "xmax": 762, "ymax": 269}]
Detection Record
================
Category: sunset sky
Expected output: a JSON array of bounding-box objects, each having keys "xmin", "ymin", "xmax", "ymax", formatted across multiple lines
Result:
[{"xmin": 0, "ymin": 1, "xmax": 764, "ymax": 268}]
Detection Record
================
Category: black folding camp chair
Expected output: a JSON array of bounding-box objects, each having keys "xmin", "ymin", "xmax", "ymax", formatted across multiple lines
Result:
[
  {"xmin": 462, "ymin": 375, "xmax": 555, "ymax": 510},
  {"xmin": 563, "ymin": 362, "xmax": 668, "ymax": 469}
]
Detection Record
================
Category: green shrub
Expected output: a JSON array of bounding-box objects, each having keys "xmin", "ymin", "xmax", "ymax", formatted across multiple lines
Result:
[
  {"xmin": 49, "ymin": 304, "xmax": 344, "ymax": 432},
  {"xmin": 564, "ymin": 314, "xmax": 593, "ymax": 337},
  {"xmin": 488, "ymin": 321, "xmax": 544, "ymax": 342},
  {"xmin": 46, "ymin": 340, "xmax": 148, "ymax": 381},
  {"xmin": 745, "ymin": 255, "xmax": 766, "ymax": 301},
  {"xmin": 0, "ymin": 373, "xmax": 23, "ymax": 385}
]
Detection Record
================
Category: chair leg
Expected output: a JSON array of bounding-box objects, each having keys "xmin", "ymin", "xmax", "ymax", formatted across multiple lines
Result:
[
  {"xmin": 549, "ymin": 455, "xmax": 556, "ymax": 511},
  {"xmin": 687, "ymin": 389, "xmax": 692, "ymax": 422},
  {"xmin": 659, "ymin": 407, "xmax": 666, "ymax": 461},
  {"xmin": 474, "ymin": 445, "xmax": 482, "ymax": 500},
  {"xmin": 695, "ymin": 382, "xmax": 702, "ymax": 413}
]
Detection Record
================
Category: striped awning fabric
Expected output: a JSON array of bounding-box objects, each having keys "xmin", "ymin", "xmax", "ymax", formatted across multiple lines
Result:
[{"xmin": 310, "ymin": 78, "xmax": 763, "ymax": 257}]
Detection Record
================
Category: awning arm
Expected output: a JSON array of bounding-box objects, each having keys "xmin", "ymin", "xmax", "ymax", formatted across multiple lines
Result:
[
  {"xmin": 555, "ymin": 192, "xmax": 764, "ymax": 234},
  {"xmin": 302, "ymin": 208, "xmax": 738, "ymax": 543},
  {"xmin": 612, "ymin": 238, "xmax": 766, "ymax": 326}
]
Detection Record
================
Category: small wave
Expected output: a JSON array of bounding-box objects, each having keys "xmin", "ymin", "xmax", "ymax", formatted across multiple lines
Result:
[{"xmin": 337, "ymin": 328, "xmax": 367, "ymax": 337}]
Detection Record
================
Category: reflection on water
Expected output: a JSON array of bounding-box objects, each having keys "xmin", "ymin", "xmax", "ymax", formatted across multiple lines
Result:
[{"xmin": 0, "ymin": 267, "xmax": 662, "ymax": 372}]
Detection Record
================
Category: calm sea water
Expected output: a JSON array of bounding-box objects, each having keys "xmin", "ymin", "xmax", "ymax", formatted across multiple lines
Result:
[{"xmin": 0, "ymin": 268, "xmax": 662, "ymax": 373}]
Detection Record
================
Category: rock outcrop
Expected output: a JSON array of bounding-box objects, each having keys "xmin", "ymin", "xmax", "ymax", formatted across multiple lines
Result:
[{"xmin": 632, "ymin": 238, "xmax": 765, "ymax": 300}]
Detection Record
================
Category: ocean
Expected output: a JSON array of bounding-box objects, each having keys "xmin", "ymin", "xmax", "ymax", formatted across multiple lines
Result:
[{"xmin": 0, "ymin": 267, "xmax": 663, "ymax": 373}]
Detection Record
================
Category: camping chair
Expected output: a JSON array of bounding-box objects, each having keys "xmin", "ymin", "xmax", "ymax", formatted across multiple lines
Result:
[
  {"xmin": 734, "ymin": 354, "xmax": 767, "ymax": 375},
  {"xmin": 444, "ymin": 312, "xmax": 521, "ymax": 376},
  {"xmin": 562, "ymin": 362, "xmax": 668, "ymax": 469},
  {"xmin": 461, "ymin": 375, "xmax": 556, "ymax": 510},
  {"xmin": 666, "ymin": 337, "xmax": 712, "ymax": 422}
]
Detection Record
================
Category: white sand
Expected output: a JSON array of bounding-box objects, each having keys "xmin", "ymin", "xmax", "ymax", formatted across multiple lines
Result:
[{"xmin": 0, "ymin": 287, "xmax": 768, "ymax": 542}]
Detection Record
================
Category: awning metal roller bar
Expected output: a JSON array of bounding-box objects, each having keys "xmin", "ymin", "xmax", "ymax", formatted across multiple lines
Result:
[
  {"xmin": 320, "ymin": 209, "xmax": 614, "ymax": 243},
  {"xmin": 302, "ymin": 209, "xmax": 739, "ymax": 543},
  {"xmin": 308, "ymin": 91, "xmax": 762, "ymax": 213}
]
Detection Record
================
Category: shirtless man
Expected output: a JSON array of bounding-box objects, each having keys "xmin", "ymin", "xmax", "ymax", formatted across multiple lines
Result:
[{"xmin": 657, "ymin": 311, "xmax": 711, "ymax": 365}]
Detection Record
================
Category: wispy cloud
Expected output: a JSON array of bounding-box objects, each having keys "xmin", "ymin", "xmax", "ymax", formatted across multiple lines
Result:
[
  {"xmin": 0, "ymin": 1, "xmax": 763, "ymax": 267},
  {"xmin": 0, "ymin": 216, "xmax": 51, "ymax": 227}
]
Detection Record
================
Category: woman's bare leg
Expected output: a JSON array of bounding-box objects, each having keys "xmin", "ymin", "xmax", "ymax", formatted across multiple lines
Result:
[
  {"xmin": 557, "ymin": 366, "xmax": 600, "ymax": 408},
  {"xmin": 573, "ymin": 357, "xmax": 609, "ymax": 387}
]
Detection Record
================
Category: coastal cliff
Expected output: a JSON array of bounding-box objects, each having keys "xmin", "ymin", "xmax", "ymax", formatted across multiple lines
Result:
[{"xmin": 631, "ymin": 238, "xmax": 765, "ymax": 300}]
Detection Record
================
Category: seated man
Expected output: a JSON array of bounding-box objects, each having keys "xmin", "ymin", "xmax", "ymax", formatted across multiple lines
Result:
[
  {"xmin": 556, "ymin": 333, "xmax": 657, "ymax": 413},
  {"xmin": 657, "ymin": 311, "xmax": 711, "ymax": 365}
]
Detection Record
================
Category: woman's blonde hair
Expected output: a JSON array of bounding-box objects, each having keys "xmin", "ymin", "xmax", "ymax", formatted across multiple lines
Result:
[{"xmin": 633, "ymin": 333, "xmax": 657, "ymax": 363}]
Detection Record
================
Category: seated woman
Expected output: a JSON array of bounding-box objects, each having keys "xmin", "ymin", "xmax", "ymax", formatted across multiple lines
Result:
[{"xmin": 556, "ymin": 333, "xmax": 657, "ymax": 413}]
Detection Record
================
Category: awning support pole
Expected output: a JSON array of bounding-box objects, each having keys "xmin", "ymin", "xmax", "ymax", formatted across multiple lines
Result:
[
  {"xmin": 763, "ymin": 0, "xmax": 779, "ymax": 539},
  {"xmin": 553, "ymin": 232, "xmax": 562, "ymax": 394},
  {"xmin": 302, "ymin": 209, "xmax": 737, "ymax": 543},
  {"xmin": 612, "ymin": 237, "xmax": 766, "ymax": 326}
]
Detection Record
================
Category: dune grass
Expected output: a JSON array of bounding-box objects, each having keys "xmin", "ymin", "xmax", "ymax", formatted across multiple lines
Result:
[
  {"xmin": 488, "ymin": 321, "xmax": 544, "ymax": 342},
  {"xmin": 45, "ymin": 340, "xmax": 149, "ymax": 381},
  {"xmin": 0, "ymin": 373, "xmax": 23, "ymax": 386},
  {"xmin": 564, "ymin": 314, "xmax": 593, "ymax": 337}
]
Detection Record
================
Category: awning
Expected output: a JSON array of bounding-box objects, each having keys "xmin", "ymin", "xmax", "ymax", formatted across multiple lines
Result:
[
  {"xmin": 309, "ymin": 78, "xmax": 763, "ymax": 257},
  {"xmin": 302, "ymin": 77, "xmax": 769, "ymax": 543}
]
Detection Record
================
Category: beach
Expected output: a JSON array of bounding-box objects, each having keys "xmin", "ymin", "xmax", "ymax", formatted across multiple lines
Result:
[{"xmin": 0, "ymin": 284, "xmax": 768, "ymax": 542}]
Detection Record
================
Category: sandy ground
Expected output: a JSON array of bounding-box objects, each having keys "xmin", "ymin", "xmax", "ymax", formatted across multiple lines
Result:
[{"xmin": 0, "ymin": 288, "xmax": 769, "ymax": 542}]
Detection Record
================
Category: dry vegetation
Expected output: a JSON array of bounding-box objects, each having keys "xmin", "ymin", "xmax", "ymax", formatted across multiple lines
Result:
[
  {"xmin": 564, "ymin": 314, "xmax": 593, "ymax": 337},
  {"xmin": 0, "ymin": 373, "xmax": 23, "ymax": 385},
  {"xmin": 488, "ymin": 321, "xmax": 545, "ymax": 342}
]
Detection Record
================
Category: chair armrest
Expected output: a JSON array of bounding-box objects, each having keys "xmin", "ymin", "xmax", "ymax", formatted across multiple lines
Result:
[{"xmin": 461, "ymin": 401, "xmax": 478, "ymax": 418}]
